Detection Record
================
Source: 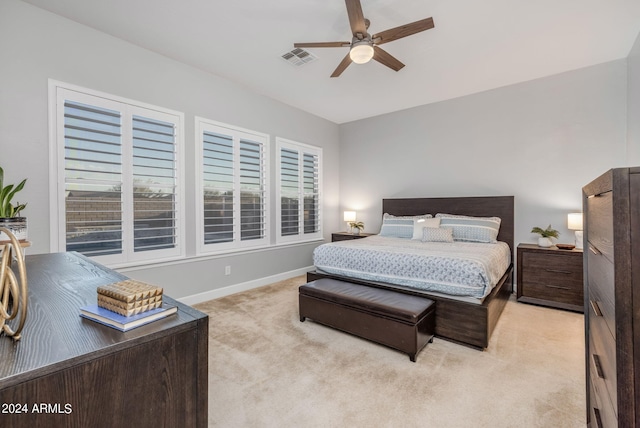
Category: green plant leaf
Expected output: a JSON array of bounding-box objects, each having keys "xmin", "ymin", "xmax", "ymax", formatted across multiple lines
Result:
[
  {"xmin": 349, "ymin": 221, "xmax": 364, "ymax": 230},
  {"xmin": 0, "ymin": 168, "xmax": 27, "ymax": 218},
  {"xmin": 0, "ymin": 183, "xmax": 14, "ymax": 217},
  {"xmin": 531, "ymin": 224, "xmax": 559, "ymax": 239}
]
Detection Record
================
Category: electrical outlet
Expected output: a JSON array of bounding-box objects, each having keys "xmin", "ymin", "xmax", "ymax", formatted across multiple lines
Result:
[{"xmin": 225, "ymin": 266, "xmax": 231, "ymax": 275}]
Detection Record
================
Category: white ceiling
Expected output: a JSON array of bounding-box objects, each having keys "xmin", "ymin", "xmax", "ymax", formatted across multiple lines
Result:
[{"xmin": 22, "ymin": 0, "xmax": 640, "ymax": 124}]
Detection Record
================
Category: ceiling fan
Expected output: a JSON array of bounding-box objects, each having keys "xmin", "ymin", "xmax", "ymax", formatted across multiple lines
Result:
[{"xmin": 294, "ymin": 0, "xmax": 435, "ymax": 77}]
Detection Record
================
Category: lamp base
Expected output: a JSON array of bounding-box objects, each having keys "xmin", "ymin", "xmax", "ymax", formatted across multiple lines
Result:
[{"xmin": 574, "ymin": 231, "xmax": 583, "ymax": 249}]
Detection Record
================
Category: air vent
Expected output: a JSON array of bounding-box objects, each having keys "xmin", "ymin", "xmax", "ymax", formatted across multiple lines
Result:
[{"xmin": 281, "ymin": 48, "xmax": 318, "ymax": 67}]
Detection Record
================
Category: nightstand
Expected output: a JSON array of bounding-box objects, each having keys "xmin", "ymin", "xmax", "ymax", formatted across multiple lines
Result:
[
  {"xmin": 331, "ymin": 232, "xmax": 375, "ymax": 242},
  {"xmin": 516, "ymin": 243, "xmax": 584, "ymax": 312}
]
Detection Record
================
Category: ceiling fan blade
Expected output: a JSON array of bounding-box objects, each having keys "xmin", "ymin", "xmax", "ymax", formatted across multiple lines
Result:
[
  {"xmin": 372, "ymin": 46, "xmax": 405, "ymax": 72},
  {"xmin": 331, "ymin": 53, "xmax": 353, "ymax": 78},
  {"xmin": 372, "ymin": 17, "xmax": 434, "ymax": 45},
  {"xmin": 294, "ymin": 42, "xmax": 350, "ymax": 48},
  {"xmin": 345, "ymin": 0, "xmax": 367, "ymax": 36}
]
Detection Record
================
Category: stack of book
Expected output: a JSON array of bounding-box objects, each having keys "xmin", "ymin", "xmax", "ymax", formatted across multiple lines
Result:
[{"xmin": 80, "ymin": 279, "xmax": 177, "ymax": 332}]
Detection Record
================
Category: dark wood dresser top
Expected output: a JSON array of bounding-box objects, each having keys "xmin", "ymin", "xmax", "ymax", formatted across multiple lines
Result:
[
  {"xmin": 0, "ymin": 251, "xmax": 208, "ymax": 389},
  {"xmin": 0, "ymin": 252, "xmax": 208, "ymax": 427}
]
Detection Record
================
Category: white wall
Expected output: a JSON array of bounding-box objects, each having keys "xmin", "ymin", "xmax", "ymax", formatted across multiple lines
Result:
[
  {"xmin": 338, "ymin": 60, "xmax": 628, "ymax": 248},
  {"xmin": 0, "ymin": 0, "xmax": 341, "ymax": 299},
  {"xmin": 2, "ymin": 0, "xmax": 637, "ymax": 300},
  {"xmin": 628, "ymin": 32, "xmax": 640, "ymax": 164}
]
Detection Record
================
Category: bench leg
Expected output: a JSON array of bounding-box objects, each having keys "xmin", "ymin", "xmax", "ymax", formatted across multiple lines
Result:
[
  {"xmin": 300, "ymin": 315, "xmax": 306, "ymax": 322},
  {"xmin": 410, "ymin": 335, "xmax": 434, "ymax": 362}
]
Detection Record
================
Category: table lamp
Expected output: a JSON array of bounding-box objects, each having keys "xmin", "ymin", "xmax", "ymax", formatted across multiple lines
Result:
[
  {"xmin": 567, "ymin": 213, "xmax": 583, "ymax": 249},
  {"xmin": 344, "ymin": 211, "xmax": 356, "ymax": 232}
]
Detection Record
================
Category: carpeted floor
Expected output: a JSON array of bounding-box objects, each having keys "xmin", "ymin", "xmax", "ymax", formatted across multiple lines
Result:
[{"xmin": 194, "ymin": 276, "xmax": 585, "ymax": 427}]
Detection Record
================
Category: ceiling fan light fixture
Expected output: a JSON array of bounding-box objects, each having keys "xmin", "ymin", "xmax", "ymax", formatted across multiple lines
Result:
[
  {"xmin": 293, "ymin": 1, "xmax": 434, "ymax": 77},
  {"xmin": 350, "ymin": 41, "xmax": 374, "ymax": 64}
]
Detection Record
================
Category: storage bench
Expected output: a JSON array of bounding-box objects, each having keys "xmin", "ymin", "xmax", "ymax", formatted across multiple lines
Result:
[{"xmin": 299, "ymin": 278, "xmax": 435, "ymax": 362}]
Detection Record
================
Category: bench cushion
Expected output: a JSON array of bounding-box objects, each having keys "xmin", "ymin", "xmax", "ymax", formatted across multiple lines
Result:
[{"xmin": 299, "ymin": 279, "xmax": 434, "ymax": 323}]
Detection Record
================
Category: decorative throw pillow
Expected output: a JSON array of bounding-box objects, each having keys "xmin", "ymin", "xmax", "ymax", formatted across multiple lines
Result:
[
  {"xmin": 411, "ymin": 217, "xmax": 441, "ymax": 240},
  {"xmin": 379, "ymin": 213, "xmax": 432, "ymax": 239},
  {"xmin": 435, "ymin": 213, "xmax": 501, "ymax": 243},
  {"xmin": 422, "ymin": 227, "xmax": 454, "ymax": 243}
]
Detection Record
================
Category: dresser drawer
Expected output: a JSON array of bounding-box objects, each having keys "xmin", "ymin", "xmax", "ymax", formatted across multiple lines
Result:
[
  {"xmin": 589, "ymin": 380, "xmax": 617, "ymax": 428},
  {"xmin": 586, "ymin": 191, "xmax": 614, "ymax": 263},
  {"xmin": 587, "ymin": 249, "xmax": 615, "ymax": 339},
  {"xmin": 589, "ymin": 318, "xmax": 617, "ymax": 415}
]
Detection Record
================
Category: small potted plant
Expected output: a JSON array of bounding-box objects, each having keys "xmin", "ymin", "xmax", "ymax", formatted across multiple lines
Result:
[
  {"xmin": 0, "ymin": 166, "xmax": 27, "ymax": 242},
  {"xmin": 531, "ymin": 225, "xmax": 559, "ymax": 248},
  {"xmin": 349, "ymin": 221, "xmax": 364, "ymax": 235}
]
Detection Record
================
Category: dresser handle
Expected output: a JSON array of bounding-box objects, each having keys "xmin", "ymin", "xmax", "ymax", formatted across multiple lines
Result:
[
  {"xmin": 543, "ymin": 268, "xmax": 572, "ymax": 275},
  {"xmin": 545, "ymin": 284, "xmax": 571, "ymax": 290},
  {"xmin": 592, "ymin": 354, "xmax": 605, "ymax": 379},
  {"xmin": 593, "ymin": 408, "xmax": 603, "ymax": 428},
  {"xmin": 589, "ymin": 246, "xmax": 601, "ymax": 255},
  {"xmin": 590, "ymin": 300, "xmax": 603, "ymax": 317}
]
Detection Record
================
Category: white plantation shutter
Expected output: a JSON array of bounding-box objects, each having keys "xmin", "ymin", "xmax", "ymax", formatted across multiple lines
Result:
[
  {"xmin": 202, "ymin": 131, "xmax": 234, "ymax": 244},
  {"xmin": 64, "ymin": 100, "xmax": 123, "ymax": 256},
  {"xmin": 280, "ymin": 148, "xmax": 299, "ymax": 236},
  {"xmin": 239, "ymin": 139, "xmax": 266, "ymax": 241},
  {"xmin": 53, "ymin": 84, "xmax": 184, "ymax": 266},
  {"xmin": 303, "ymin": 152, "xmax": 320, "ymax": 234},
  {"xmin": 276, "ymin": 138, "xmax": 322, "ymax": 243},
  {"xmin": 197, "ymin": 119, "xmax": 269, "ymax": 253},
  {"xmin": 132, "ymin": 115, "xmax": 178, "ymax": 252}
]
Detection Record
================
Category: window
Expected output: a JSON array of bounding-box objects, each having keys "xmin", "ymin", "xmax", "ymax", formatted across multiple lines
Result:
[
  {"xmin": 196, "ymin": 118, "xmax": 269, "ymax": 254},
  {"xmin": 276, "ymin": 138, "xmax": 322, "ymax": 244},
  {"xmin": 50, "ymin": 82, "xmax": 184, "ymax": 266}
]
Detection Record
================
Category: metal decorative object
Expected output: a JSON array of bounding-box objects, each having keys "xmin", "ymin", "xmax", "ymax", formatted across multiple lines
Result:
[{"xmin": 0, "ymin": 227, "xmax": 27, "ymax": 340}]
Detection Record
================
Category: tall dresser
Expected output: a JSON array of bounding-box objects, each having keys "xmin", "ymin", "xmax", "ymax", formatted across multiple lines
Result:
[{"xmin": 583, "ymin": 167, "xmax": 640, "ymax": 427}]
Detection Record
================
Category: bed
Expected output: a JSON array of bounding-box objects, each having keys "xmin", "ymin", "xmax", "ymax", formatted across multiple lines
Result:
[{"xmin": 306, "ymin": 196, "xmax": 514, "ymax": 350}]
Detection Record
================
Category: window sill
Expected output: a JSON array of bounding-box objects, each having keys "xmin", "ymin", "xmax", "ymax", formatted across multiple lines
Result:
[{"xmin": 115, "ymin": 239, "xmax": 325, "ymax": 273}]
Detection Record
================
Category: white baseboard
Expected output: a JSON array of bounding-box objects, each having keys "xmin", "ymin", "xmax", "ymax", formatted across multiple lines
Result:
[{"xmin": 177, "ymin": 266, "xmax": 313, "ymax": 305}]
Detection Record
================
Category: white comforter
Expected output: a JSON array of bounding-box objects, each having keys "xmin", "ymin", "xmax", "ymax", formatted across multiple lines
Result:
[{"xmin": 313, "ymin": 235, "xmax": 511, "ymax": 299}]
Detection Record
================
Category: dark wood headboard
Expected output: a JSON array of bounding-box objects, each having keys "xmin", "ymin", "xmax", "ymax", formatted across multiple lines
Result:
[{"xmin": 382, "ymin": 196, "xmax": 515, "ymax": 262}]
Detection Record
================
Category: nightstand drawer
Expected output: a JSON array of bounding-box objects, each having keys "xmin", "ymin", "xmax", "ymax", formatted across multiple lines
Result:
[
  {"xmin": 520, "ymin": 252, "xmax": 583, "ymax": 306},
  {"xmin": 521, "ymin": 252, "xmax": 583, "ymax": 284},
  {"xmin": 517, "ymin": 244, "xmax": 584, "ymax": 311},
  {"xmin": 520, "ymin": 280, "xmax": 582, "ymax": 306},
  {"xmin": 331, "ymin": 232, "xmax": 374, "ymax": 242},
  {"xmin": 332, "ymin": 234, "xmax": 357, "ymax": 242}
]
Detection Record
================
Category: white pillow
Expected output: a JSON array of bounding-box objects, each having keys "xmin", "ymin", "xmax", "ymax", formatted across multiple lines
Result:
[
  {"xmin": 380, "ymin": 213, "xmax": 432, "ymax": 239},
  {"xmin": 435, "ymin": 213, "xmax": 501, "ymax": 243},
  {"xmin": 411, "ymin": 218, "xmax": 441, "ymax": 240},
  {"xmin": 422, "ymin": 227, "xmax": 454, "ymax": 243}
]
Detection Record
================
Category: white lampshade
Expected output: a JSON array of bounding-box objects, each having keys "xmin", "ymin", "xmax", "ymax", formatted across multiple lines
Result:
[
  {"xmin": 567, "ymin": 213, "xmax": 583, "ymax": 231},
  {"xmin": 349, "ymin": 42, "xmax": 374, "ymax": 64},
  {"xmin": 343, "ymin": 211, "xmax": 357, "ymax": 222}
]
